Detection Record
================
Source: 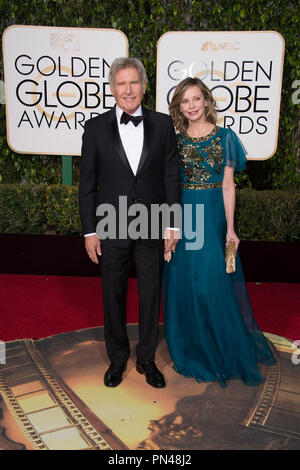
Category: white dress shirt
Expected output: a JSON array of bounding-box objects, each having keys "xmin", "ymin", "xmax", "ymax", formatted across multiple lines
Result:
[{"xmin": 116, "ymin": 104, "xmax": 144, "ymax": 176}]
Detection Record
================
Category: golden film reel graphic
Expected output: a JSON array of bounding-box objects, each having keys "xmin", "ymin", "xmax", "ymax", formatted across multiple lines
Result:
[{"xmin": 0, "ymin": 340, "xmax": 127, "ymax": 450}]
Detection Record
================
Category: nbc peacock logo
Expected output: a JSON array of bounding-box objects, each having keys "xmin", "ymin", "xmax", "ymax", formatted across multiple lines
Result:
[
  {"xmin": 201, "ymin": 41, "xmax": 218, "ymax": 51},
  {"xmin": 201, "ymin": 41, "xmax": 240, "ymax": 51}
]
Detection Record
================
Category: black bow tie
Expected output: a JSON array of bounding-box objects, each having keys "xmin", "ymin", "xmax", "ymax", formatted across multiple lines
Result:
[{"xmin": 120, "ymin": 111, "xmax": 143, "ymax": 127}]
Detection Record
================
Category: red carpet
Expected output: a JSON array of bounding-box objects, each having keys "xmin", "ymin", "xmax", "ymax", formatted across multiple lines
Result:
[{"xmin": 0, "ymin": 274, "xmax": 299, "ymax": 342}]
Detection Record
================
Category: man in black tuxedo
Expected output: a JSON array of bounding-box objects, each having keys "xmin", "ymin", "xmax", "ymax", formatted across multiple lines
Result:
[{"xmin": 79, "ymin": 57, "xmax": 180, "ymax": 388}]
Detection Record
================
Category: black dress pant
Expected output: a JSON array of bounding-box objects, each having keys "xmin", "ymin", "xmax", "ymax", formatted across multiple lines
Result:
[{"xmin": 100, "ymin": 240, "xmax": 164, "ymax": 364}]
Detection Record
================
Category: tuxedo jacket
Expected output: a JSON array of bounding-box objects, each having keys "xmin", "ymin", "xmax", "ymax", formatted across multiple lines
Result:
[{"xmin": 79, "ymin": 105, "xmax": 181, "ymax": 245}]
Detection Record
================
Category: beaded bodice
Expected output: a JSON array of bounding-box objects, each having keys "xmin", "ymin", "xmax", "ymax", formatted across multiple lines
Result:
[{"xmin": 177, "ymin": 126, "xmax": 225, "ymax": 186}]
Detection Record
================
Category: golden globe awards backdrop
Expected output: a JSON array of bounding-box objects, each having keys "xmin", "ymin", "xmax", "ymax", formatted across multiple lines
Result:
[
  {"xmin": 156, "ymin": 31, "xmax": 285, "ymax": 160},
  {"xmin": 2, "ymin": 25, "xmax": 128, "ymax": 155}
]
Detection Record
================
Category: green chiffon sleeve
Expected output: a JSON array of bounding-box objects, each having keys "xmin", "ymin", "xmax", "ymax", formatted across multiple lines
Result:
[{"xmin": 223, "ymin": 128, "xmax": 247, "ymax": 172}]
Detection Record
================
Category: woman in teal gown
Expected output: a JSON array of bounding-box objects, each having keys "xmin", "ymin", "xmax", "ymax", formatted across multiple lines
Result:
[{"xmin": 163, "ymin": 77, "xmax": 275, "ymax": 388}]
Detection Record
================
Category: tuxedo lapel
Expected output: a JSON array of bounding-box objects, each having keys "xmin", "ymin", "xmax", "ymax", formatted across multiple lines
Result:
[
  {"xmin": 107, "ymin": 106, "xmax": 134, "ymax": 174},
  {"xmin": 136, "ymin": 107, "xmax": 153, "ymax": 175}
]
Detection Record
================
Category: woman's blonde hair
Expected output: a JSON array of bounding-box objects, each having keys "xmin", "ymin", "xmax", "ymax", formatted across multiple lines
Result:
[{"xmin": 169, "ymin": 77, "xmax": 217, "ymax": 132}]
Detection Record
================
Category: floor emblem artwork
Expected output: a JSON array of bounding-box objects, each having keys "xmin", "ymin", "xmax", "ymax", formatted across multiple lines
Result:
[{"xmin": 0, "ymin": 327, "xmax": 299, "ymax": 450}]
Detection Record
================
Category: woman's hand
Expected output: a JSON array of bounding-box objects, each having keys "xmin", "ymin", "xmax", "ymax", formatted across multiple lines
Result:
[{"xmin": 226, "ymin": 230, "xmax": 240, "ymax": 253}]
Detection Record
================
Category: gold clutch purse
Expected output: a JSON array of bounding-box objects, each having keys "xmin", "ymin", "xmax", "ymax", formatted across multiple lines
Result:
[{"xmin": 225, "ymin": 240, "xmax": 236, "ymax": 274}]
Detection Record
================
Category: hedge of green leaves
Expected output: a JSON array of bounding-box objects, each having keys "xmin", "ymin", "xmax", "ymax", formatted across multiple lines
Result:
[
  {"xmin": 0, "ymin": 184, "xmax": 299, "ymax": 241},
  {"xmin": 0, "ymin": 0, "xmax": 299, "ymax": 190}
]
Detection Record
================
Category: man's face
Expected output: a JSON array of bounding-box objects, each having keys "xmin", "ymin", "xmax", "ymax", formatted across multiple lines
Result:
[{"xmin": 110, "ymin": 67, "xmax": 146, "ymax": 115}]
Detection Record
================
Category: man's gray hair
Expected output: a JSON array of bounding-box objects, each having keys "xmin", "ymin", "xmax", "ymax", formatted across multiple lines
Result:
[{"xmin": 108, "ymin": 57, "xmax": 148, "ymax": 87}]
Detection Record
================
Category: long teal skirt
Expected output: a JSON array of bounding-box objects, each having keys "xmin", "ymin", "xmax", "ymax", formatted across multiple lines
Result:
[{"xmin": 163, "ymin": 188, "xmax": 275, "ymax": 387}]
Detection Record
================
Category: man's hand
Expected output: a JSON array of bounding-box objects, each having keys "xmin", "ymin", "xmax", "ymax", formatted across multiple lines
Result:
[
  {"xmin": 85, "ymin": 235, "xmax": 101, "ymax": 264},
  {"xmin": 164, "ymin": 229, "xmax": 180, "ymax": 255}
]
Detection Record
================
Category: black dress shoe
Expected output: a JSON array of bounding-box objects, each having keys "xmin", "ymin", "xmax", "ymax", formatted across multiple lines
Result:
[
  {"xmin": 136, "ymin": 361, "xmax": 166, "ymax": 388},
  {"xmin": 104, "ymin": 363, "xmax": 127, "ymax": 387}
]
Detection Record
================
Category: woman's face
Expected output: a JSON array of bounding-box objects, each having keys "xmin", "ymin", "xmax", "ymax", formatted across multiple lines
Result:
[{"xmin": 179, "ymin": 85, "xmax": 208, "ymax": 125}]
